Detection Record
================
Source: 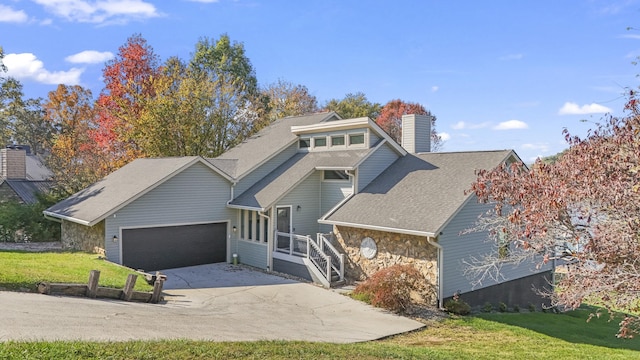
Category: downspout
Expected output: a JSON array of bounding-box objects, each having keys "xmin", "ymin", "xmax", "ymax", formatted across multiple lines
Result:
[
  {"xmin": 227, "ymin": 182, "xmax": 238, "ymax": 263},
  {"xmin": 259, "ymin": 210, "xmax": 272, "ymax": 271},
  {"xmin": 427, "ymin": 236, "xmax": 444, "ymax": 309}
]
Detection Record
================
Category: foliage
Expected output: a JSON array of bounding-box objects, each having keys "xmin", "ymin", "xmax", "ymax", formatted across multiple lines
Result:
[
  {"xmin": 499, "ymin": 302, "xmax": 508, "ymax": 312},
  {"xmin": 261, "ymin": 78, "xmax": 318, "ymax": 121},
  {"xmin": 483, "ymin": 302, "xmax": 493, "ymax": 312},
  {"xmin": 353, "ymin": 264, "xmax": 426, "ymax": 312},
  {"xmin": 0, "ymin": 194, "xmax": 60, "ymax": 243},
  {"xmin": 323, "ymin": 92, "xmax": 381, "ymax": 119},
  {"xmin": 376, "ymin": 99, "xmax": 442, "ymax": 151},
  {"xmin": 94, "ymin": 33, "xmax": 162, "ymax": 170},
  {"xmin": 444, "ymin": 293, "xmax": 471, "ymax": 315},
  {"xmin": 0, "ymin": 251, "xmax": 152, "ymax": 292},
  {"xmin": 467, "ymin": 92, "xmax": 640, "ymax": 338}
]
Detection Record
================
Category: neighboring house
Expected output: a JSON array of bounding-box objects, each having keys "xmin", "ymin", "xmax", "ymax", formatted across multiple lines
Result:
[
  {"xmin": 44, "ymin": 112, "xmax": 552, "ymax": 308},
  {"xmin": 0, "ymin": 146, "xmax": 53, "ymax": 204}
]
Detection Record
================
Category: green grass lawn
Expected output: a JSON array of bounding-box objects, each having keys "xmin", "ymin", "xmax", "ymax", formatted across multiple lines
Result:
[
  {"xmin": 0, "ymin": 250, "xmax": 153, "ymax": 292},
  {"xmin": 0, "ymin": 251, "xmax": 638, "ymax": 359}
]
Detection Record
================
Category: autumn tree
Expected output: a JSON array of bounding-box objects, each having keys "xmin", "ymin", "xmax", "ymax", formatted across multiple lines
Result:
[
  {"xmin": 261, "ymin": 79, "xmax": 318, "ymax": 121},
  {"xmin": 467, "ymin": 94, "xmax": 640, "ymax": 338},
  {"xmin": 44, "ymin": 85, "xmax": 103, "ymax": 196},
  {"xmin": 323, "ymin": 92, "xmax": 381, "ymax": 119},
  {"xmin": 94, "ymin": 34, "xmax": 161, "ymax": 170},
  {"xmin": 376, "ymin": 99, "xmax": 442, "ymax": 151}
]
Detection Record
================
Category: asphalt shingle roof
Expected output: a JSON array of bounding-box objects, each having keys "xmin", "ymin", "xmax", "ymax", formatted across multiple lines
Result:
[
  {"xmin": 44, "ymin": 157, "xmax": 208, "ymax": 225},
  {"xmin": 230, "ymin": 148, "xmax": 372, "ymax": 209},
  {"xmin": 324, "ymin": 150, "xmax": 514, "ymax": 236},
  {"xmin": 4, "ymin": 180, "xmax": 53, "ymax": 204},
  {"xmin": 215, "ymin": 112, "xmax": 339, "ymax": 179}
]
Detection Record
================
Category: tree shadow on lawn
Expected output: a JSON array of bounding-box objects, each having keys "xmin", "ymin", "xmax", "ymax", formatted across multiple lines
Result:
[{"xmin": 474, "ymin": 306, "xmax": 640, "ymax": 351}]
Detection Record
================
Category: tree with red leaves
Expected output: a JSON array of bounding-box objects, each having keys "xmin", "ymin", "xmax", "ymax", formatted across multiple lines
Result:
[
  {"xmin": 468, "ymin": 93, "xmax": 640, "ymax": 338},
  {"xmin": 376, "ymin": 99, "xmax": 442, "ymax": 151},
  {"xmin": 94, "ymin": 34, "xmax": 161, "ymax": 170}
]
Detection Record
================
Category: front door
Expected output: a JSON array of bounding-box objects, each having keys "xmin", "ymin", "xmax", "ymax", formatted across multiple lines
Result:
[{"xmin": 276, "ymin": 206, "xmax": 291, "ymax": 252}]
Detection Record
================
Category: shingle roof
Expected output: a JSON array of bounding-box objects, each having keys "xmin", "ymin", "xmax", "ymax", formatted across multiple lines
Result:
[
  {"xmin": 323, "ymin": 150, "xmax": 514, "ymax": 236},
  {"xmin": 44, "ymin": 157, "xmax": 224, "ymax": 226},
  {"xmin": 25, "ymin": 155, "xmax": 52, "ymax": 181},
  {"xmin": 4, "ymin": 180, "xmax": 53, "ymax": 204},
  {"xmin": 215, "ymin": 112, "xmax": 339, "ymax": 179},
  {"xmin": 229, "ymin": 148, "xmax": 372, "ymax": 210}
]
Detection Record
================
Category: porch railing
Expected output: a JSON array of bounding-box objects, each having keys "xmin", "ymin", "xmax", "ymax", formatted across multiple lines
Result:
[
  {"xmin": 317, "ymin": 232, "xmax": 344, "ymax": 282},
  {"xmin": 274, "ymin": 231, "xmax": 345, "ymax": 285}
]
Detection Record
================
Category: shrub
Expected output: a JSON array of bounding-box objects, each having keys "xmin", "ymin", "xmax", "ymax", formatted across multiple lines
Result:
[
  {"xmin": 482, "ymin": 302, "xmax": 493, "ymax": 313},
  {"xmin": 498, "ymin": 302, "xmax": 508, "ymax": 312},
  {"xmin": 352, "ymin": 264, "xmax": 425, "ymax": 312},
  {"xmin": 444, "ymin": 293, "xmax": 471, "ymax": 315},
  {"xmin": 513, "ymin": 304, "xmax": 520, "ymax": 313},
  {"xmin": 528, "ymin": 303, "xmax": 537, "ymax": 312}
]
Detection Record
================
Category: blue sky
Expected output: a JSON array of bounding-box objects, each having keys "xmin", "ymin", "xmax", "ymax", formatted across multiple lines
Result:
[{"xmin": 1, "ymin": 0, "xmax": 639, "ymax": 161}]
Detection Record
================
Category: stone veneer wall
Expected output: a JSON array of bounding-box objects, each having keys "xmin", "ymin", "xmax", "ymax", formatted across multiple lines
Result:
[
  {"xmin": 61, "ymin": 220, "xmax": 105, "ymax": 254},
  {"xmin": 333, "ymin": 225, "xmax": 438, "ymax": 305}
]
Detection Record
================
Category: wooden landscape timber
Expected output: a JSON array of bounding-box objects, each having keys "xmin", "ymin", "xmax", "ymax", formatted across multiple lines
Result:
[{"xmin": 36, "ymin": 270, "xmax": 164, "ymax": 303}]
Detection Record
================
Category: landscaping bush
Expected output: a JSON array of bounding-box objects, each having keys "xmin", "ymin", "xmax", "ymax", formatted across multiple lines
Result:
[
  {"xmin": 444, "ymin": 293, "xmax": 471, "ymax": 315},
  {"xmin": 352, "ymin": 264, "xmax": 425, "ymax": 312},
  {"xmin": 498, "ymin": 302, "xmax": 508, "ymax": 312},
  {"xmin": 482, "ymin": 302, "xmax": 493, "ymax": 313},
  {"xmin": 0, "ymin": 193, "xmax": 60, "ymax": 242}
]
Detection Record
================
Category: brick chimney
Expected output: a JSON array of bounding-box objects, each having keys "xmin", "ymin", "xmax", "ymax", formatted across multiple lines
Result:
[
  {"xmin": 401, "ymin": 114, "xmax": 432, "ymax": 153},
  {"xmin": 1, "ymin": 148, "xmax": 27, "ymax": 179}
]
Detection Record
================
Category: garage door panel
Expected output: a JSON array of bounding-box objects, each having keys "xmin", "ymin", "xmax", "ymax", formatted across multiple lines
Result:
[{"xmin": 122, "ymin": 223, "xmax": 227, "ymax": 271}]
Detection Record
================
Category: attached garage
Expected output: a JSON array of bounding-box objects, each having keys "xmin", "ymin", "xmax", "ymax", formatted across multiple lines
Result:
[{"xmin": 122, "ymin": 222, "xmax": 227, "ymax": 271}]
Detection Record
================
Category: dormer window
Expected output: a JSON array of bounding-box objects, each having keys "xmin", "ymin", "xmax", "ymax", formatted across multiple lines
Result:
[
  {"xmin": 313, "ymin": 136, "xmax": 327, "ymax": 147},
  {"xmin": 349, "ymin": 133, "xmax": 365, "ymax": 145},
  {"xmin": 323, "ymin": 170, "xmax": 349, "ymax": 180},
  {"xmin": 331, "ymin": 135, "xmax": 345, "ymax": 146},
  {"xmin": 299, "ymin": 138, "xmax": 310, "ymax": 149}
]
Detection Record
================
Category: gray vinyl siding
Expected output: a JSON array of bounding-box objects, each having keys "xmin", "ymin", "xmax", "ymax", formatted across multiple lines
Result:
[
  {"xmin": 277, "ymin": 171, "xmax": 321, "ymax": 237},
  {"xmin": 320, "ymin": 179, "xmax": 353, "ymax": 233},
  {"xmin": 438, "ymin": 195, "xmax": 551, "ymax": 298},
  {"xmin": 369, "ymin": 131, "xmax": 381, "ymax": 147},
  {"xmin": 357, "ymin": 144, "xmax": 399, "ymax": 191},
  {"xmin": 232, "ymin": 239, "xmax": 268, "ymax": 269},
  {"xmin": 105, "ymin": 162, "xmax": 233, "ymax": 264},
  {"xmin": 235, "ymin": 143, "xmax": 298, "ymax": 197}
]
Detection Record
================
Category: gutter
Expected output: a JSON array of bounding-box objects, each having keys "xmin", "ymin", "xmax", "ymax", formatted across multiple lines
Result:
[{"xmin": 427, "ymin": 236, "xmax": 444, "ymax": 309}]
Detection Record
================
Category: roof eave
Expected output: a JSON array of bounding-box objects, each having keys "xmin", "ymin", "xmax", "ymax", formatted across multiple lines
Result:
[
  {"xmin": 42, "ymin": 210, "xmax": 92, "ymax": 226},
  {"xmin": 319, "ymin": 218, "xmax": 436, "ymax": 238}
]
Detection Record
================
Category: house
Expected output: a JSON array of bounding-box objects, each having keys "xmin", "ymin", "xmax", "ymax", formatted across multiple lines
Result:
[
  {"xmin": 44, "ymin": 112, "xmax": 552, "ymax": 308},
  {"xmin": 0, "ymin": 146, "xmax": 53, "ymax": 204}
]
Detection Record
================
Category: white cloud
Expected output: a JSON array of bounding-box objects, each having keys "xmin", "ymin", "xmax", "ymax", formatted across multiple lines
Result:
[
  {"xmin": 558, "ymin": 102, "xmax": 612, "ymax": 115},
  {"xmin": 619, "ymin": 34, "xmax": 640, "ymax": 39},
  {"xmin": 4, "ymin": 53, "xmax": 83, "ymax": 85},
  {"xmin": 33, "ymin": 0, "xmax": 159, "ymax": 24},
  {"xmin": 0, "ymin": 5, "xmax": 28, "ymax": 23},
  {"xmin": 438, "ymin": 132, "xmax": 450, "ymax": 141},
  {"xmin": 431, "ymin": 85, "xmax": 439, "ymax": 92},
  {"xmin": 451, "ymin": 121, "xmax": 490, "ymax": 130},
  {"xmin": 521, "ymin": 143, "xmax": 549, "ymax": 152},
  {"xmin": 493, "ymin": 120, "xmax": 528, "ymax": 130},
  {"xmin": 65, "ymin": 50, "xmax": 114, "ymax": 64},
  {"xmin": 499, "ymin": 53, "xmax": 523, "ymax": 61}
]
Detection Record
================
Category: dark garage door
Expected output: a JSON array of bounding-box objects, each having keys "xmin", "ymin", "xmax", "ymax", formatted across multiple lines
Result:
[{"xmin": 122, "ymin": 222, "xmax": 227, "ymax": 271}]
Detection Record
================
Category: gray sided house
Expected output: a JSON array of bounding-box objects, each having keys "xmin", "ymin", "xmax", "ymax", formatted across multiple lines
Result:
[{"xmin": 45, "ymin": 112, "xmax": 552, "ymax": 308}]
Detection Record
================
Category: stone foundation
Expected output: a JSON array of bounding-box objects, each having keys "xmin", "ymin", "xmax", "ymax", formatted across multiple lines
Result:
[
  {"xmin": 333, "ymin": 225, "xmax": 438, "ymax": 304},
  {"xmin": 61, "ymin": 220, "xmax": 105, "ymax": 254}
]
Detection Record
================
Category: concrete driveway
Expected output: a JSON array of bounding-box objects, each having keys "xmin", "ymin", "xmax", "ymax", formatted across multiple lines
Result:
[{"xmin": 0, "ymin": 263, "xmax": 424, "ymax": 343}]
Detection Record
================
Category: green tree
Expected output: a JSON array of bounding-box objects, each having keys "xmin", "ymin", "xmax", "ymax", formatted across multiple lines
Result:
[
  {"xmin": 323, "ymin": 92, "xmax": 381, "ymax": 119},
  {"xmin": 188, "ymin": 34, "xmax": 261, "ymax": 155}
]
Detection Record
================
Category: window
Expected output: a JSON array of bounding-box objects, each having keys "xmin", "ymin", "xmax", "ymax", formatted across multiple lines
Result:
[
  {"xmin": 349, "ymin": 133, "xmax": 365, "ymax": 145},
  {"xmin": 324, "ymin": 170, "xmax": 349, "ymax": 180},
  {"xmin": 331, "ymin": 135, "xmax": 345, "ymax": 146},
  {"xmin": 313, "ymin": 136, "xmax": 327, "ymax": 147},
  {"xmin": 299, "ymin": 138, "xmax": 310, "ymax": 148}
]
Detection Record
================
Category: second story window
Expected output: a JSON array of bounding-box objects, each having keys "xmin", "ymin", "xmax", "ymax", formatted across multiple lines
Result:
[
  {"xmin": 349, "ymin": 133, "xmax": 365, "ymax": 146},
  {"xmin": 313, "ymin": 136, "xmax": 327, "ymax": 147},
  {"xmin": 299, "ymin": 138, "xmax": 310, "ymax": 149},
  {"xmin": 331, "ymin": 135, "xmax": 345, "ymax": 146}
]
